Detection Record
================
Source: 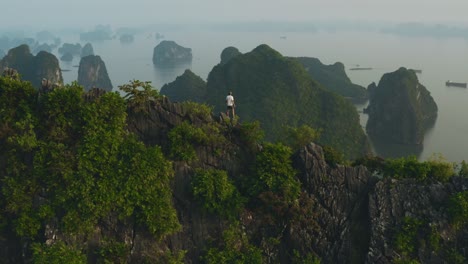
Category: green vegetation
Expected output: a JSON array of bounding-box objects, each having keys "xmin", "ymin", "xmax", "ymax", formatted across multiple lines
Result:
[
  {"xmin": 192, "ymin": 168, "xmax": 245, "ymax": 219},
  {"xmin": 205, "ymin": 44, "xmax": 368, "ymax": 159},
  {"xmin": 0, "ymin": 78, "xmax": 180, "ymax": 260},
  {"xmin": 353, "ymin": 155, "xmax": 455, "ymax": 182},
  {"xmin": 96, "ymin": 239, "xmax": 130, "ymax": 264},
  {"xmin": 448, "ymin": 191, "xmax": 468, "ymax": 229},
  {"xmin": 168, "ymin": 121, "xmax": 227, "ymax": 162},
  {"xmin": 181, "ymin": 101, "xmax": 213, "ymax": 121},
  {"xmin": 248, "ymin": 142, "xmax": 300, "ymax": 202},
  {"xmin": 203, "ymin": 223, "xmax": 263, "ymax": 264},
  {"xmin": 119, "ymin": 79, "xmax": 161, "ymax": 113},
  {"xmin": 280, "ymin": 124, "xmax": 320, "ymax": 151},
  {"xmin": 32, "ymin": 242, "xmax": 86, "ymax": 264}
]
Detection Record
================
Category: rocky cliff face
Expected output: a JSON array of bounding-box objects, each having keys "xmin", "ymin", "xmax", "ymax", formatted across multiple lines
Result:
[
  {"xmin": 77, "ymin": 55, "xmax": 113, "ymax": 91},
  {"xmin": 0, "ymin": 44, "xmax": 62, "ymax": 88},
  {"xmin": 160, "ymin": 69, "xmax": 207, "ymax": 103},
  {"xmin": 365, "ymin": 67, "xmax": 438, "ymax": 145},
  {"xmin": 152, "ymin": 40, "xmax": 192, "ymax": 65},
  {"xmin": 0, "ymin": 84, "xmax": 466, "ymax": 263}
]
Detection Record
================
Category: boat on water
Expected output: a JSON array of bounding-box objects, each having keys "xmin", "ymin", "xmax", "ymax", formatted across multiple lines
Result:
[
  {"xmin": 446, "ymin": 80, "xmax": 467, "ymax": 88},
  {"xmin": 349, "ymin": 67, "xmax": 373, "ymax": 71}
]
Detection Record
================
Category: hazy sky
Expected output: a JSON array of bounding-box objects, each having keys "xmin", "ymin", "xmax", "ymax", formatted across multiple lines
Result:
[{"xmin": 2, "ymin": 0, "xmax": 468, "ymax": 29}]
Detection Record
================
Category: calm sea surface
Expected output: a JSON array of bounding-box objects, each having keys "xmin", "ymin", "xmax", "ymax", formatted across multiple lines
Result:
[{"xmin": 59, "ymin": 31, "xmax": 468, "ymax": 162}]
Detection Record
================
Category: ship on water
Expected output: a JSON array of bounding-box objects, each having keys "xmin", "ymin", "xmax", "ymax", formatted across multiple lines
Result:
[{"xmin": 446, "ymin": 80, "xmax": 467, "ymax": 88}]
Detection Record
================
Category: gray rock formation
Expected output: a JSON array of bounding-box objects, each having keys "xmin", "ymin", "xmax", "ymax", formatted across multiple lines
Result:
[
  {"xmin": 77, "ymin": 55, "xmax": 112, "ymax": 91},
  {"xmin": 152, "ymin": 40, "xmax": 192, "ymax": 65},
  {"xmin": 0, "ymin": 49, "xmax": 4, "ymax": 59},
  {"xmin": 58, "ymin": 43, "xmax": 82, "ymax": 56},
  {"xmin": 80, "ymin": 43, "xmax": 94, "ymax": 58},
  {"xmin": 160, "ymin": 69, "xmax": 207, "ymax": 103},
  {"xmin": 365, "ymin": 67, "xmax": 438, "ymax": 145},
  {"xmin": 0, "ymin": 44, "xmax": 62, "ymax": 88},
  {"xmin": 220, "ymin": 46, "xmax": 242, "ymax": 65}
]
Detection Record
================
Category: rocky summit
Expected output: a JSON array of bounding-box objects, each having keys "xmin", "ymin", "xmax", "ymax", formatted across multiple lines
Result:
[
  {"xmin": 77, "ymin": 55, "xmax": 113, "ymax": 91},
  {"xmin": 160, "ymin": 69, "xmax": 207, "ymax": 103},
  {"xmin": 365, "ymin": 67, "xmax": 438, "ymax": 145},
  {"xmin": 152, "ymin": 40, "xmax": 192, "ymax": 65},
  {"xmin": 0, "ymin": 44, "xmax": 62, "ymax": 88}
]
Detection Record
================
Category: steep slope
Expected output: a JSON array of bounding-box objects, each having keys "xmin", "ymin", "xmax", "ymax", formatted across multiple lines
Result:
[
  {"xmin": 0, "ymin": 44, "xmax": 62, "ymax": 88},
  {"xmin": 365, "ymin": 67, "xmax": 438, "ymax": 145},
  {"xmin": 205, "ymin": 44, "xmax": 368, "ymax": 159},
  {"xmin": 77, "ymin": 55, "xmax": 113, "ymax": 91},
  {"xmin": 294, "ymin": 57, "xmax": 368, "ymax": 101},
  {"xmin": 160, "ymin": 69, "xmax": 207, "ymax": 103}
]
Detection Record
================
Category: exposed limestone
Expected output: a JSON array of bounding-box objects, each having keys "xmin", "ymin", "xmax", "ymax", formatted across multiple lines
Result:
[
  {"xmin": 77, "ymin": 55, "xmax": 113, "ymax": 92},
  {"xmin": 365, "ymin": 67, "xmax": 438, "ymax": 145},
  {"xmin": 0, "ymin": 45, "xmax": 62, "ymax": 88}
]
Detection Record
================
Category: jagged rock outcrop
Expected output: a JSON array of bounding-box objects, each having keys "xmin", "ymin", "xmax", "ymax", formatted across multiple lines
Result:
[
  {"xmin": 58, "ymin": 43, "xmax": 82, "ymax": 56},
  {"xmin": 294, "ymin": 57, "xmax": 368, "ymax": 101},
  {"xmin": 160, "ymin": 69, "xmax": 207, "ymax": 103},
  {"xmin": 365, "ymin": 67, "xmax": 438, "ymax": 145},
  {"xmin": 220, "ymin": 46, "xmax": 242, "ymax": 65},
  {"xmin": 80, "ymin": 43, "xmax": 94, "ymax": 57},
  {"xmin": 367, "ymin": 177, "xmax": 468, "ymax": 263},
  {"xmin": 0, "ymin": 44, "xmax": 62, "ymax": 88},
  {"xmin": 152, "ymin": 40, "xmax": 192, "ymax": 65},
  {"xmin": 77, "ymin": 55, "xmax": 112, "ymax": 91}
]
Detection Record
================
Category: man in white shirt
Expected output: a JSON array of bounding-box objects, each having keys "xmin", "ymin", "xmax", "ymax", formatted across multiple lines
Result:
[{"xmin": 226, "ymin": 91, "xmax": 235, "ymax": 118}]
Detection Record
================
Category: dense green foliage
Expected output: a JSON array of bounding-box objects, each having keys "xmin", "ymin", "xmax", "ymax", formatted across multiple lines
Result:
[
  {"xmin": 354, "ymin": 155, "xmax": 455, "ymax": 182},
  {"xmin": 204, "ymin": 44, "xmax": 368, "ymax": 159},
  {"xmin": 0, "ymin": 77, "xmax": 180, "ymax": 260},
  {"xmin": 294, "ymin": 57, "xmax": 368, "ymax": 100},
  {"xmin": 119, "ymin": 79, "xmax": 161, "ymax": 113},
  {"xmin": 448, "ymin": 191, "xmax": 468, "ymax": 229},
  {"xmin": 192, "ymin": 168, "xmax": 245, "ymax": 219},
  {"xmin": 168, "ymin": 121, "xmax": 227, "ymax": 162},
  {"xmin": 280, "ymin": 124, "xmax": 320, "ymax": 151},
  {"xmin": 32, "ymin": 242, "xmax": 86, "ymax": 264},
  {"xmin": 203, "ymin": 223, "xmax": 263, "ymax": 264}
]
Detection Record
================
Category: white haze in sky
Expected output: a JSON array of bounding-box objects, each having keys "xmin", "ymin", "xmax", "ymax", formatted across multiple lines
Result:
[{"xmin": 2, "ymin": 0, "xmax": 468, "ymax": 29}]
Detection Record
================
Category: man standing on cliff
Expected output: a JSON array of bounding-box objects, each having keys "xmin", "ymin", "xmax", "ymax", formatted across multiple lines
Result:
[{"xmin": 226, "ymin": 91, "xmax": 235, "ymax": 118}]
